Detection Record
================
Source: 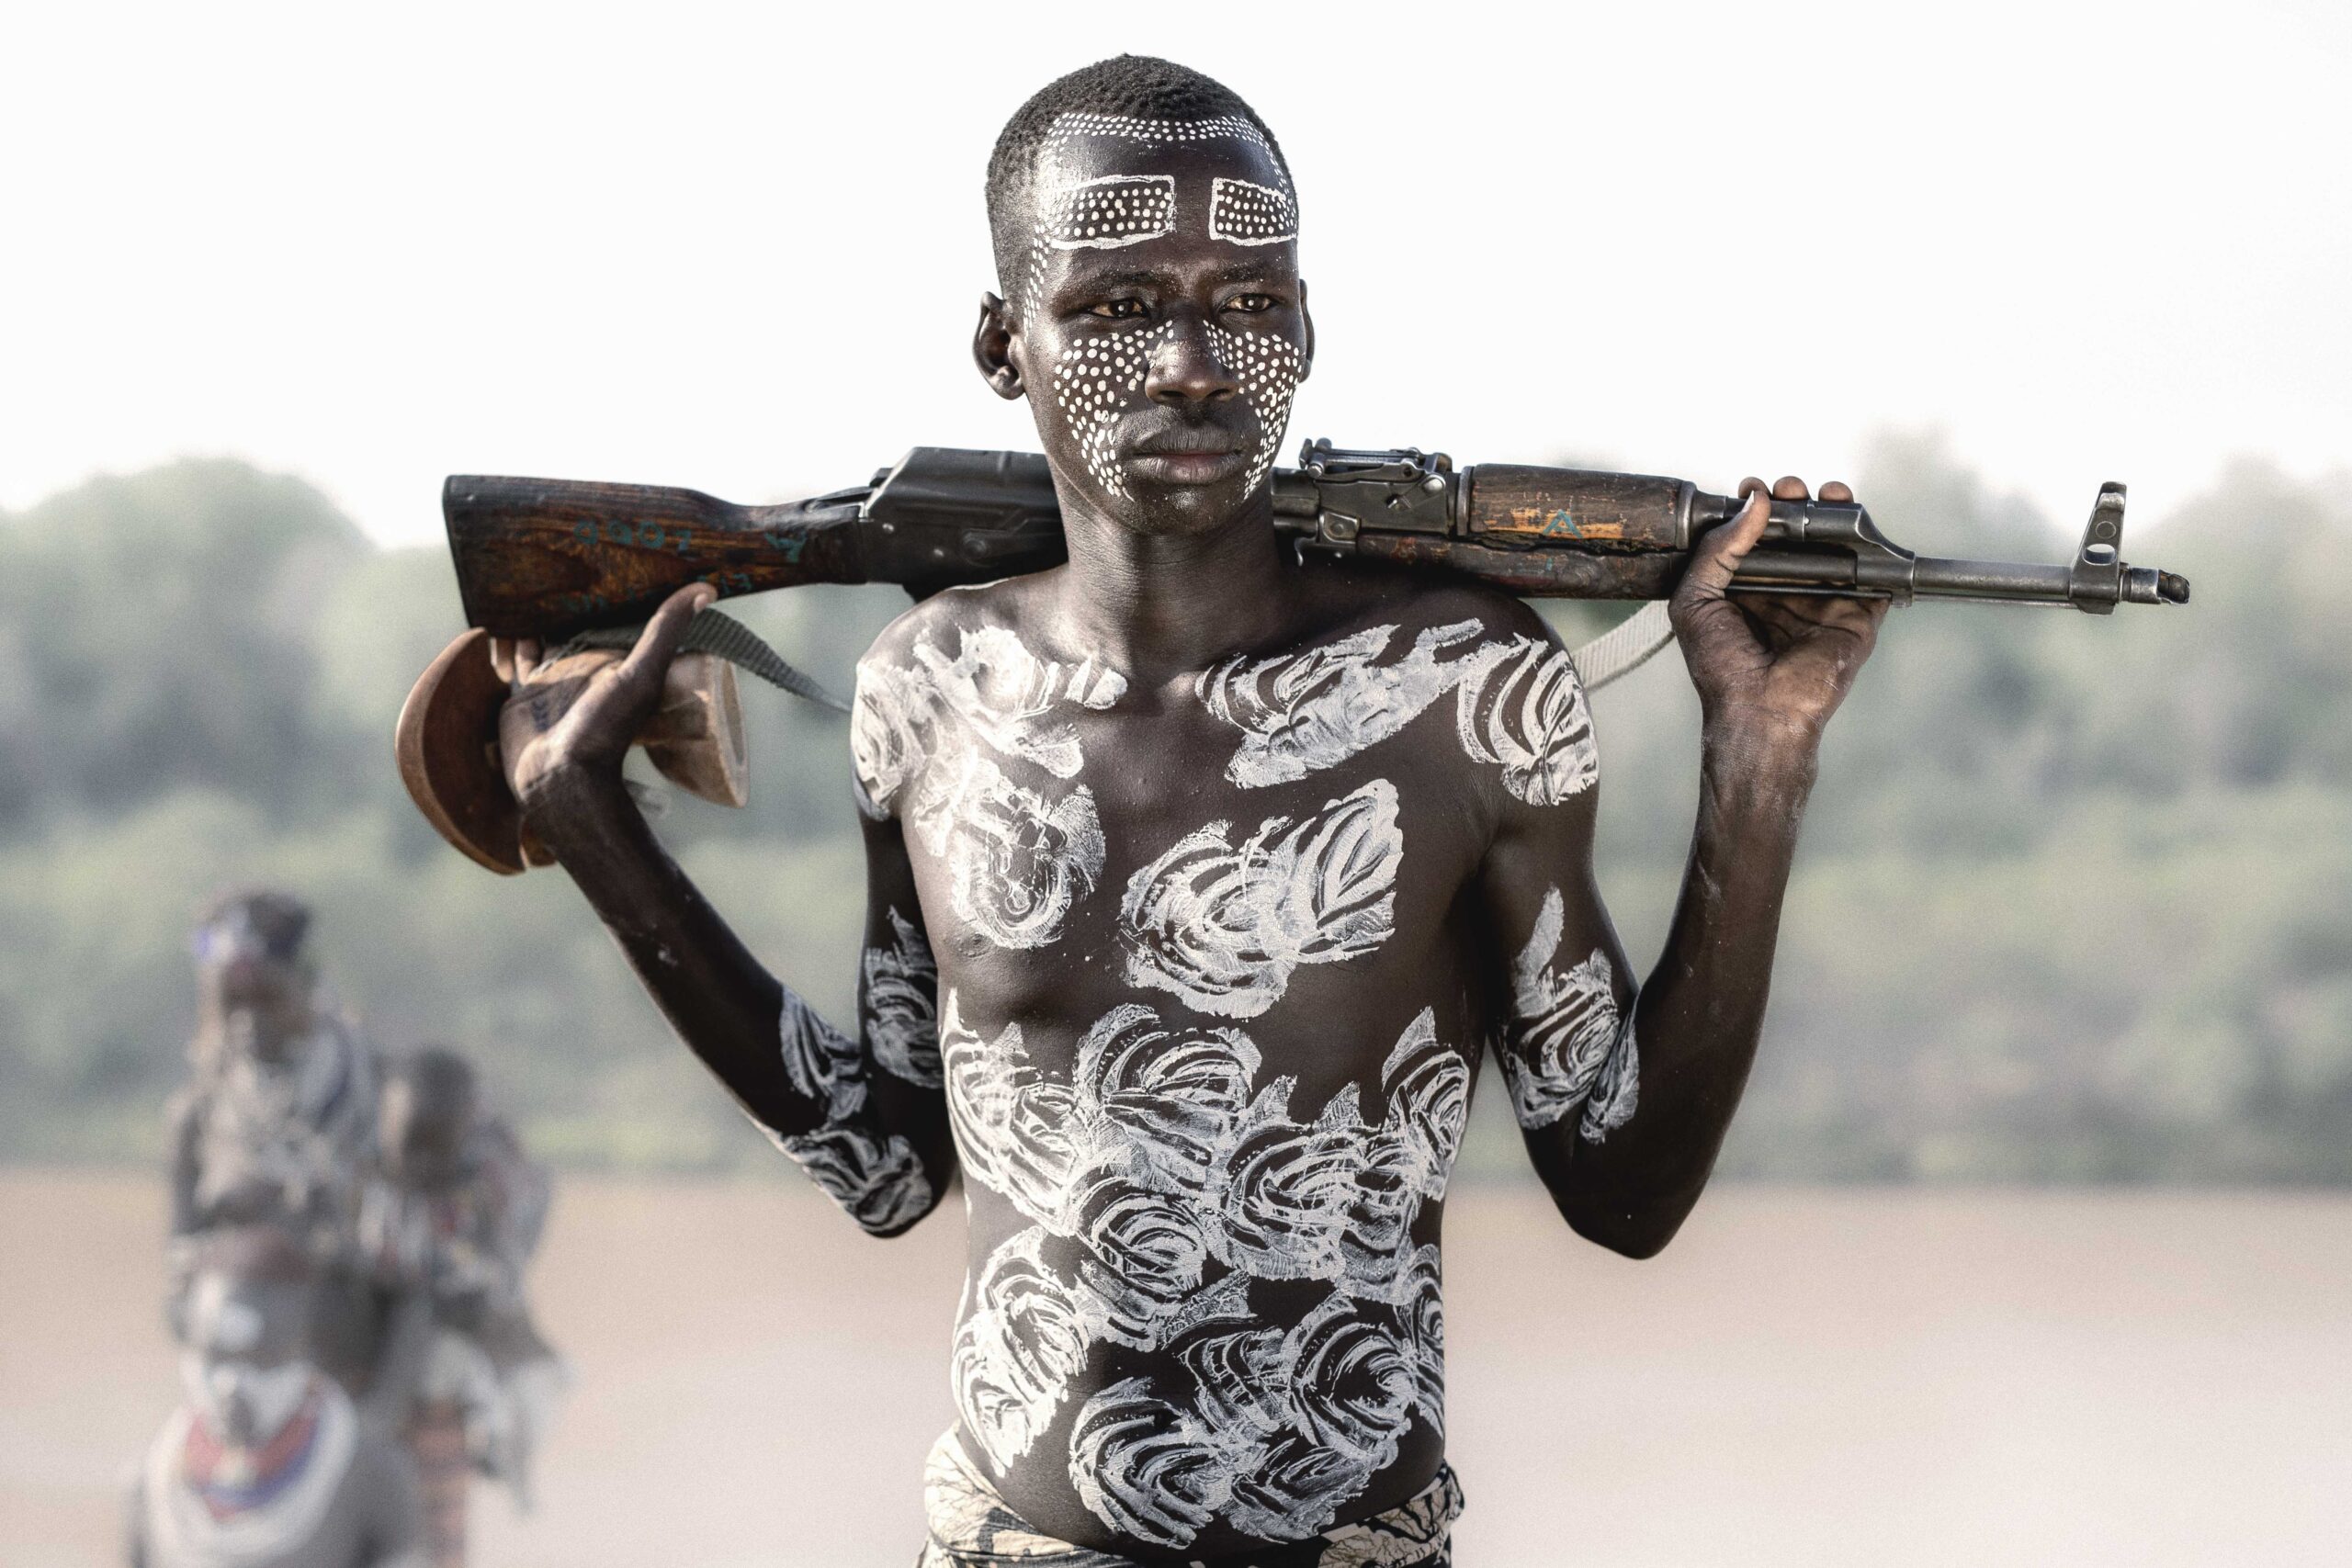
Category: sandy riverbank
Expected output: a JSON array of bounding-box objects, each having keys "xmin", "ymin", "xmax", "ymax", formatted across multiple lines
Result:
[{"xmin": 5, "ymin": 1171, "xmax": 2346, "ymax": 1565}]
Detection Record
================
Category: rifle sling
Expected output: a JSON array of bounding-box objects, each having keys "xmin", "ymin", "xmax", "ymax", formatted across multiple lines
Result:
[{"xmin": 553, "ymin": 610, "xmax": 853, "ymax": 715}]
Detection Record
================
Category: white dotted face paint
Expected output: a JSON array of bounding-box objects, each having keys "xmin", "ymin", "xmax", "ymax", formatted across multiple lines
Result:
[
  {"xmin": 1208, "ymin": 176, "xmax": 1296, "ymax": 245},
  {"xmin": 1040, "ymin": 175, "xmax": 1174, "ymax": 251},
  {"xmin": 1017, "ymin": 114, "xmax": 1306, "ymax": 505},
  {"xmin": 1205, "ymin": 321, "xmax": 1304, "ymax": 492},
  {"xmin": 1020, "ymin": 113, "xmax": 1278, "ymax": 322},
  {"xmin": 1053, "ymin": 321, "xmax": 1173, "ymax": 501}
]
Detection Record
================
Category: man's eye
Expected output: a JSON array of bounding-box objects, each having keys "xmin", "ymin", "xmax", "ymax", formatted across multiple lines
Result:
[
  {"xmin": 1087, "ymin": 299, "xmax": 1149, "ymax": 320},
  {"xmin": 1226, "ymin": 293, "xmax": 1276, "ymax": 313}
]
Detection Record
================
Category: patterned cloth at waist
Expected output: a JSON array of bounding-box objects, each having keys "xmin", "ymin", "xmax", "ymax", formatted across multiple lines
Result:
[{"xmin": 918, "ymin": 1430, "xmax": 1461, "ymax": 1568}]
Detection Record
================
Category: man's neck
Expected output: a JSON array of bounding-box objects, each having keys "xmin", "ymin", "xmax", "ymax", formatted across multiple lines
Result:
[{"xmin": 1046, "ymin": 488, "xmax": 1298, "ymax": 690}]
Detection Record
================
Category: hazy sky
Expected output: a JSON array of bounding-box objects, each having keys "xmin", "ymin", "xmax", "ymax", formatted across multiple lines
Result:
[{"xmin": 4, "ymin": 1, "xmax": 2345, "ymax": 547}]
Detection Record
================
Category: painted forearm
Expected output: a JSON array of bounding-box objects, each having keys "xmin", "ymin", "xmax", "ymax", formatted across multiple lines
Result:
[
  {"xmin": 526, "ymin": 769, "xmax": 944, "ymax": 1235},
  {"xmin": 1582, "ymin": 726, "xmax": 1819, "ymax": 1241},
  {"xmin": 525, "ymin": 768, "xmax": 808, "ymax": 1131}
]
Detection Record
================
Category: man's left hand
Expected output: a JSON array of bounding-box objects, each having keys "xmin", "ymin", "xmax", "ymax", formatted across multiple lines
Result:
[{"xmin": 1668, "ymin": 474, "xmax": 1889, "ymax": 751}]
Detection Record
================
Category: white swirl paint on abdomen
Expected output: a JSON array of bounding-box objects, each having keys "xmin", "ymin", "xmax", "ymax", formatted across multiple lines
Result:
[{"xmin": 942, "ymin": 987, "xmax": 1468, "ymax": 1540}]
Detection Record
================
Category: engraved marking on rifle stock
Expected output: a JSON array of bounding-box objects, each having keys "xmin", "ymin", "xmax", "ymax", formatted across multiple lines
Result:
[{"xmin": 1496, "ymin": 505, "xmax": 1624, "ymax": 542}]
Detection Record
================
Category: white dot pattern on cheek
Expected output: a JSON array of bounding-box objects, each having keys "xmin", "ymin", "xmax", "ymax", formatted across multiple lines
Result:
[
  {"xmin": 1054, "ymin": 321, "xmax": 1174, "ymax": 500},
  {"xmin": 1042, "ymin": 175, "xmax": 1175, "ymax": 251},
  {"xmin": 1208, "ymin": 177, "xmax": 1296, "ymax": 246},
  {"xmin": 1206, "ymin": 324, "xmax": 1304, "ymax": 491}
]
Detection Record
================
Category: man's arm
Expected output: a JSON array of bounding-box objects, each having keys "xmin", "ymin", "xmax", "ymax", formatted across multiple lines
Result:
[
  {"xmin": 493, "ymin": 587, "xmax": 950, "ymax": 1235},
  {"xmin": 1476, "ymin": 478, "xmax": 1885, "ymax": 1258}
]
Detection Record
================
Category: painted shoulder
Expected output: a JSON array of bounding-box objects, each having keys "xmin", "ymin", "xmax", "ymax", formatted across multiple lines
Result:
[
  {"xmin": 854, "ymin": 578, "xmax": 1005, "ymax": 677},
  {"xmin": 1349, "ymin": 570, "xmax": 1600, "ymax": 812},
  {"xmin": 1382, "ymin": 571, "xmax": 1561, "ymax": 650}
]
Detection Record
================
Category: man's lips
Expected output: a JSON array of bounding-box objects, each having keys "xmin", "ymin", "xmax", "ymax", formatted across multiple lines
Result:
[
  {"xmin": 1125, "ymin": 447, "xmax": 1250, "ymax": 484},
  {"xmin": 1124, "ymin": 429, "xmax": 1252, "ymax": 484}
]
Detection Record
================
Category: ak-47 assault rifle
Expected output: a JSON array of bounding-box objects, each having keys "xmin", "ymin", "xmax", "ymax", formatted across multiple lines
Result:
[{"xmin": 396, "ymin": 439, "xmax": 2190, "ymax": 873}]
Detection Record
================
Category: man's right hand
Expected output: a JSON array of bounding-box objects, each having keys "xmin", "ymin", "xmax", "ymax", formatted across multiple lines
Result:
[{"xmin": 489, "ymin": 583, "xmax": 715, "ymax": 824}]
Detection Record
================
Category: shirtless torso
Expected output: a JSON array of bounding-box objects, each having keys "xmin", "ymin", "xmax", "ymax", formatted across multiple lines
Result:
[{"xmin": 491, "ymin": 55, "xmax": 1883, "ymax": 1562}]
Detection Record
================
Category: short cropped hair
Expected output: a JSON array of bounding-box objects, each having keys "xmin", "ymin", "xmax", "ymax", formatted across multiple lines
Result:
[{"xmin": 985, "ymin": 55, "xmax": 1294, "ymax": 295}]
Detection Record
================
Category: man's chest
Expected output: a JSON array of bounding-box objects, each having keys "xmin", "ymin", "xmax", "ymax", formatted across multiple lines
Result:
[{"xmin": 887, "ymin": 659, "xmax": 1495, "ymax": 1028}]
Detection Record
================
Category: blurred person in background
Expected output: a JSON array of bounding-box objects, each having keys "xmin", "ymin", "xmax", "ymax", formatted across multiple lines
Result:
[
  {"xmin": 165, "ymin": 891, "xmax": 396, "ymax": 1397},
  {"xmin": 358, "ymin": 1046, "xmax": 563, "ymax": 1568},
  {"xmin": 126, "ymin": 1224, "xmax": 425, "ymax": 1568},
  {"xmin": 167, "ymin": 891, "xmax": 376, "ymax": 1246}
]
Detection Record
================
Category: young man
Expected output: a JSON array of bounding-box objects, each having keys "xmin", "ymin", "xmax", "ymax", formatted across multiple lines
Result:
[
  {"xmin": 493, "ymin": 56, "xmax": 1882, "ymax": 1564},
  {"xmin": 127, "ymin": 1226, "xmax": 424, "ymax": 1568}
]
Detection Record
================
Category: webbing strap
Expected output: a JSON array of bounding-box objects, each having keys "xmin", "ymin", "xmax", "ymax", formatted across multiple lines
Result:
[
  {"xmin": 1568, "ymin": 599, "xmax": 1678, "ymax": 692},
  {"xmin": 556, "ymin": 610, "xmax": 852, "ymax": 714}
]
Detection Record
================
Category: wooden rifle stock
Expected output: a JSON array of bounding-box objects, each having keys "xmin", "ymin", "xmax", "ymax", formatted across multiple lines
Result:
[{"xmin": 401, "ymin": 439, "xmax": 2188, "ymax": 871}]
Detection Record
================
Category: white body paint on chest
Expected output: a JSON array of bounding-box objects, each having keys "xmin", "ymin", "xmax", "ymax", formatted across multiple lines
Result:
[
  {"xmin": 917, "ymin": 750, "xmax": 1106, "ymax": 951},
  {"xmin": 852, "ymin": 626, "xmax": 1121, "ymax": 950},
  {"xmin": 942, "ymin": 988, "xmax": 1466, "ymax": 1543},
  {"xmin": 1197, "ymin": 619, "xmax": 1489, "ymax": 787},
  {"xmin": 1119, "ymin": 779, "xmax": 1403, "ymax": 1019},
  {"xmin": 1498, "ymin": 886, "xmax": 1639, "ymax": 1142},
  {"xmin": 1200, "ymin": 623, "xmax": 1602, "ymax": 807}
]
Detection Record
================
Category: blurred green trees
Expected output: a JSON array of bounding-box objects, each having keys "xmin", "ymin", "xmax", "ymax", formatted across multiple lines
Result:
[{"xmin": 2, "ymin": 442, "xmax": 2345, "ymax": 1179}]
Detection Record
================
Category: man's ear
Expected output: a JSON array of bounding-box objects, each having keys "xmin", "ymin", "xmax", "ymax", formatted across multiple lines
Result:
[
  {"xmin": 1296, "ymin": 277, "xmax": 1316, "ymax": 384},
  {"xmin": 973, "ymin": 292, "xmax": 1025, "ymax": 400}
]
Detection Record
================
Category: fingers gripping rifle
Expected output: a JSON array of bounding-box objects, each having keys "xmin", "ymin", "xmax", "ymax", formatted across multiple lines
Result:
[{"xmin": 398, "ymin": 440, "xmax": 2189, "ymax": 872}]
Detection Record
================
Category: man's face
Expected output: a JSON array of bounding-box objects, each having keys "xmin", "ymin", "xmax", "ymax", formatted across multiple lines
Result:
[
  {"xmin": 198, "ymin": 956, "xmax": 311, "ymax": 1066},
  {"xmin": 1000, "ymin": 116, "xmax": 1310, "ymax": 535},
  {"xmin": 179, "ymin": 1269, "xmax": 312, "ymax": 1447}
]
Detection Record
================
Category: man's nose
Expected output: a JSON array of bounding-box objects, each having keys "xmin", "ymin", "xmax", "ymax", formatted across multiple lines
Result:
[{"xmin": 1145, "ymin": 310, "xmax": 1237, "ymax": 407}]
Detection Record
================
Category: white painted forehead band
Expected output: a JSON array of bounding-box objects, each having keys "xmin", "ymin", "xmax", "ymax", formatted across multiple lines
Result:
[{"xmin": 1035, "ymin": 113, "xmax": 1297, "ymax": 251}]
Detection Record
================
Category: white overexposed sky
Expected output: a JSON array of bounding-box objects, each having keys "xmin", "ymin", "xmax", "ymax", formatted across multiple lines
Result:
[{"xmin": 3, "ymin": 0, "xmax": 2346, "ymax": 547}]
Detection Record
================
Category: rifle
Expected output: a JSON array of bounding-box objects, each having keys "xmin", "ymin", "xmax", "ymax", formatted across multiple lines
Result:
[{"xmin": 398, "ymin": 439, "xmax": 2189, "ymax": 872}]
